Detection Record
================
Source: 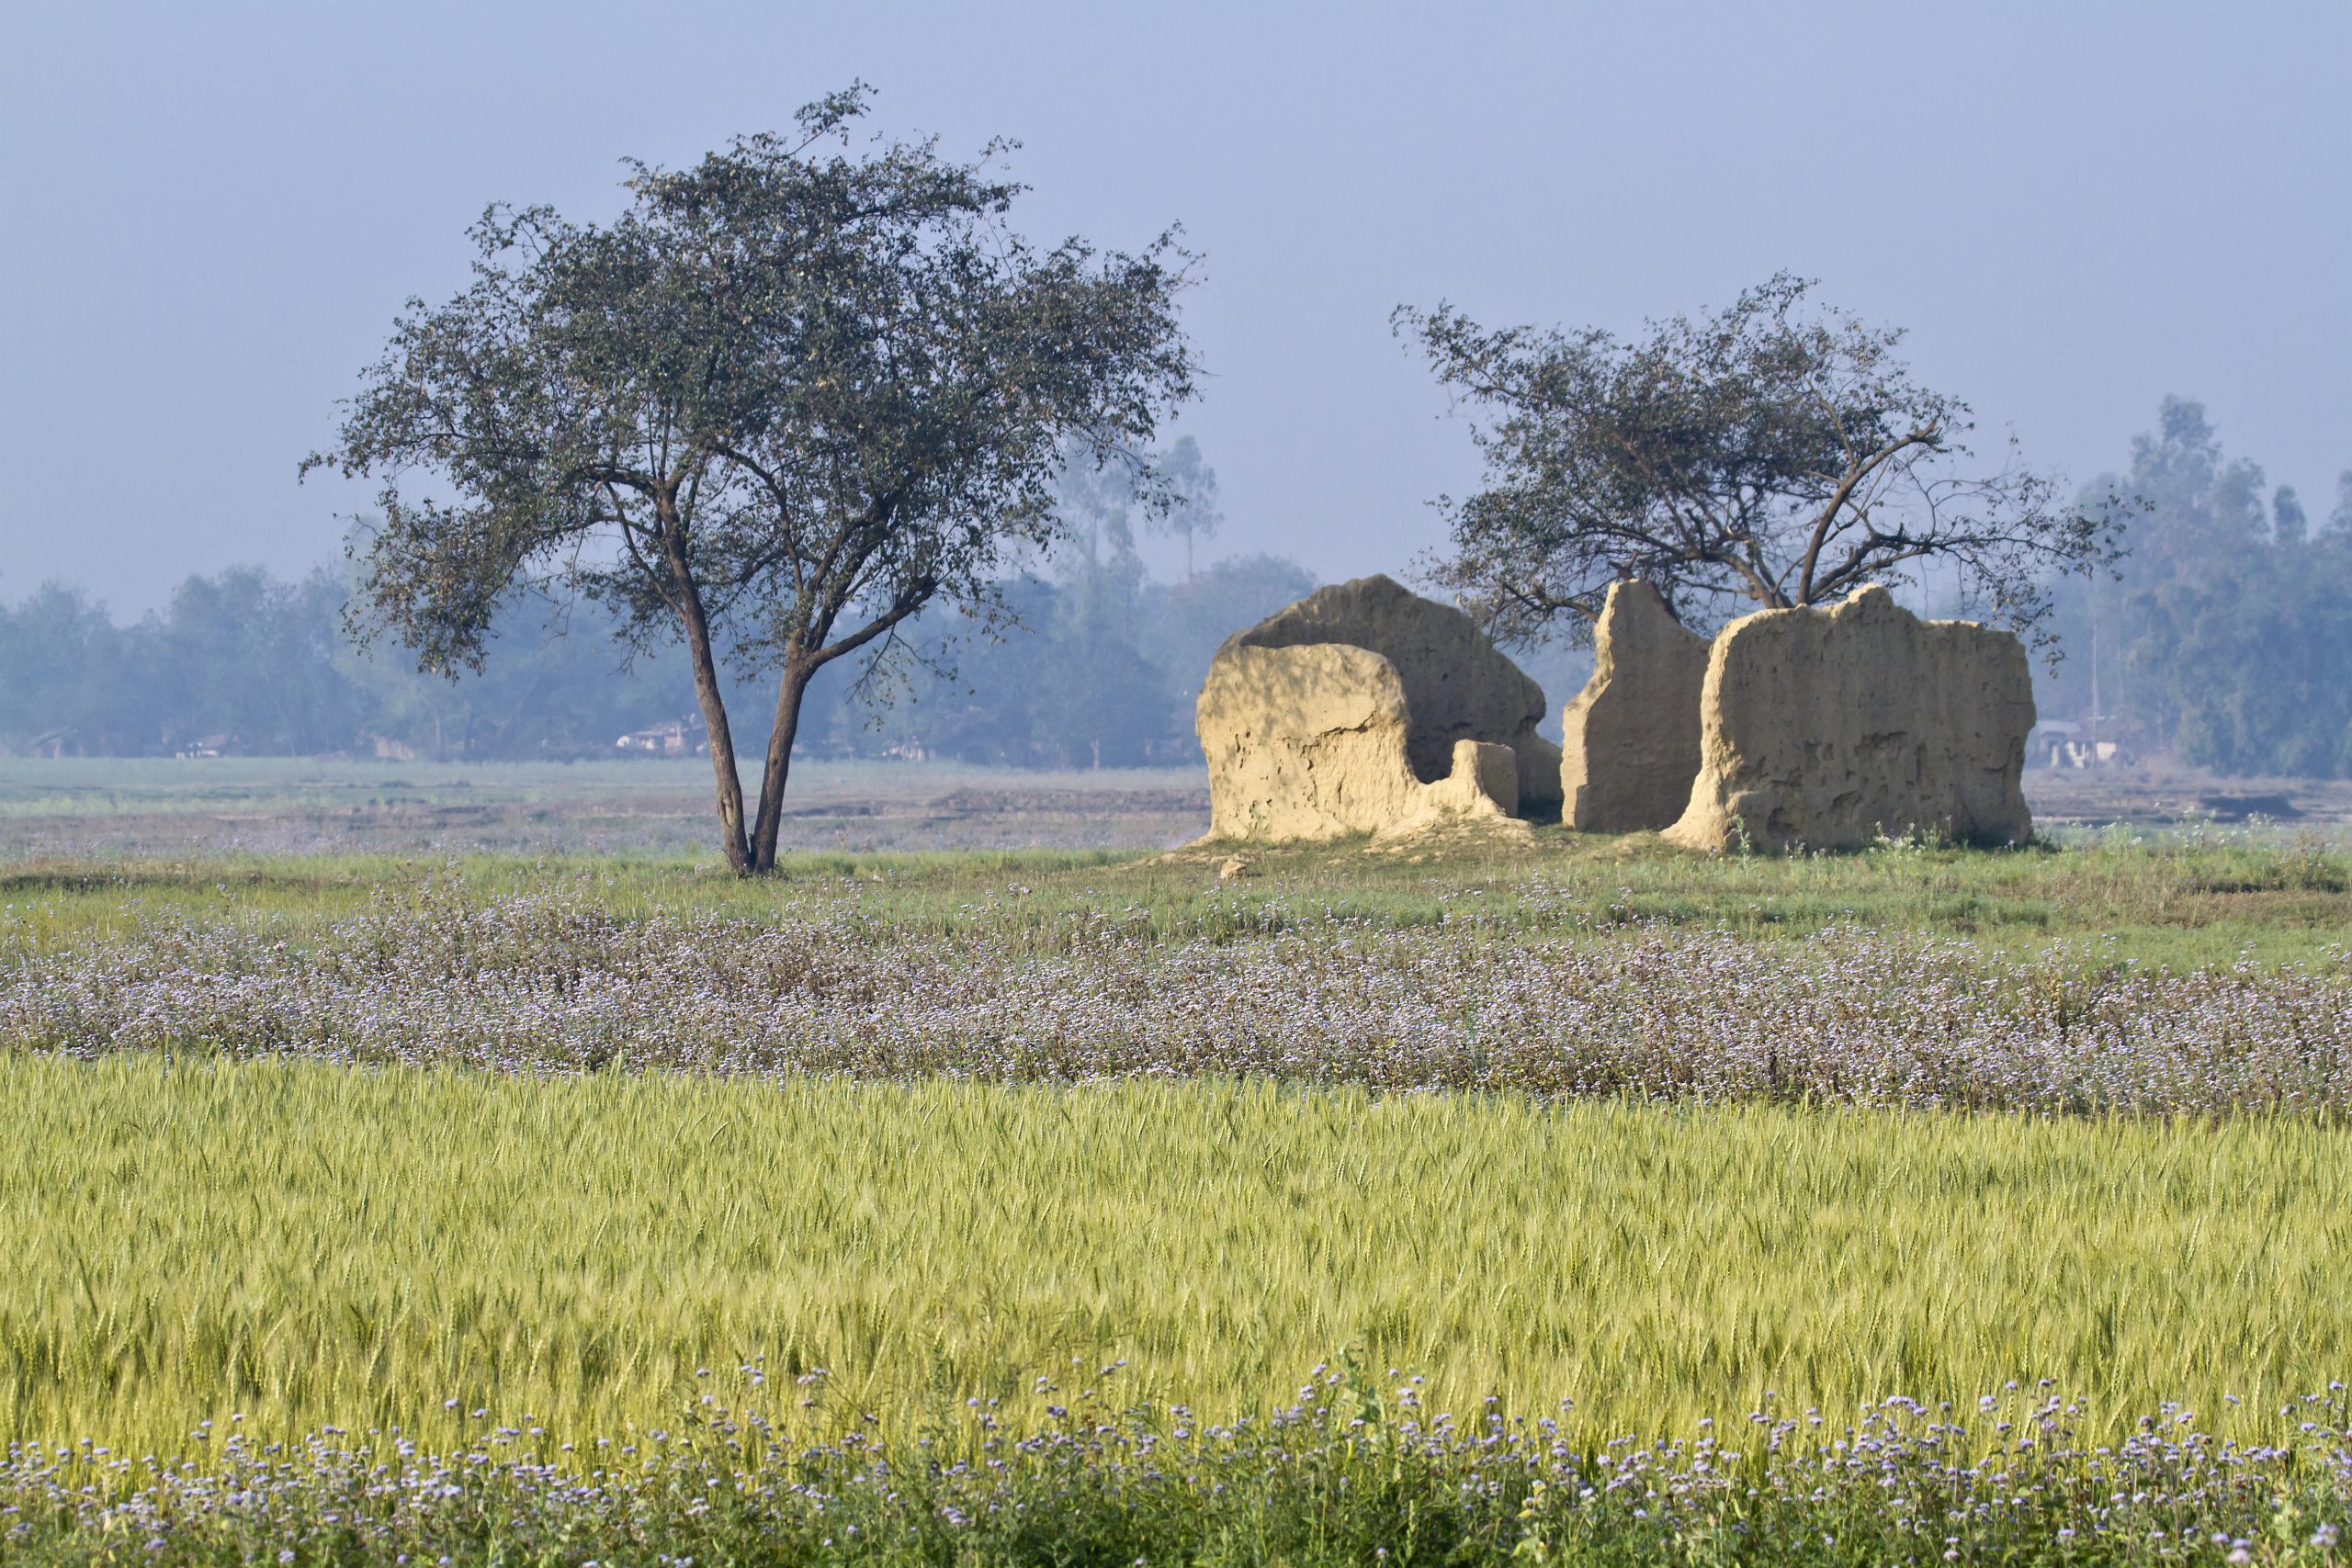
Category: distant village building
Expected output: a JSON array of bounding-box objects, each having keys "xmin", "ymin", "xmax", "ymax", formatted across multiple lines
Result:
[
  {"xmin": 2029, "ymin": 720, "xmax": 2133, "ymax": 770},
  {"xmin": 2053, "ymin": 739, "xmax": 2132, "ymax": 769},
  {"xmin": 175, "ymin": 733, "xmax": 236, "ymax": 760},
  {"xmin": 616, "ymin": 718, "xmax": 707, "ymax": 756}
]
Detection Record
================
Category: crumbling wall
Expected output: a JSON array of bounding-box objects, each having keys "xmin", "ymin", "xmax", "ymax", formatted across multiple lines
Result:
[
  {"xmin": 1405, "ymin": 739, "xmax": 1524, "ymax": 834},
  {"xmin": 1662, "ymin": 585, "xmax": 2035, "ymax": 852},
  {"xmin": 1560, "ymin": 580, "xmax": 1711, "ymax": 831},
  {"xmin": 1223, "ymin": 574, "xmax": 1562, "ymax": 818},
  {"xmin": 1196, "ymin": 644, "xmax": 1518, "ymax": 841}
]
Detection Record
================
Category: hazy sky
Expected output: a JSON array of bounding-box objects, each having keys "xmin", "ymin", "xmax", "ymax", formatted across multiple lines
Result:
[{"xmin": 5, "ymin": 0, "xmax": 2347, "ymax": 613}]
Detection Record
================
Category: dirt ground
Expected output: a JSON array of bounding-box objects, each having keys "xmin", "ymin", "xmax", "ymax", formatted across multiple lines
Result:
[
  {"xmin": 0, "ymin": 759, "xmax": 1214, "ymax": 859},
  {"xmin": 3, "ymin": 756, "xmax": 2345, "ymax": 862},
  {"xmin": 2022, "ymin": 766, "xmax": 2352, "ymax": 829}
]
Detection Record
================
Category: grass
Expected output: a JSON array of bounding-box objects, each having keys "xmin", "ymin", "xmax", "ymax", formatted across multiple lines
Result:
[
  {"xmin": 6, "ymin": 1059, "xmax": 2348, "ymax": 1462},
  {"xmin": 4, "ymin": 826, "xmax": 2349, "ymax": 969},
  {"xmin": 5, "ymin": 815, "xmax": 2349, "ymax": 1557}
]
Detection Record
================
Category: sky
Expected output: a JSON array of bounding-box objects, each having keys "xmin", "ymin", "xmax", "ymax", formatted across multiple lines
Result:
[{"xmin": 4, "ymin": 0, "xmax": 2348, "ymax": 614}]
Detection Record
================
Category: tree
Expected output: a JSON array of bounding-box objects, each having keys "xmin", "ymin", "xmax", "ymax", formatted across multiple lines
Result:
[
  {"xmin": 1139, "ymin": 551, "xmax": 1317, "ymax": 698},
  {"xmin": 2081, "ymin": 398, "xmax": 2352, "ymax": 777},
  {"xmin": 1040, "ymin": 487, "xmax": 1171, "ymax": 768},
  {"xmin": 1048, "ymin": 432, "xmax": 1220, "ymax": 578},
  {"xmin": 151, "ymin": 567, "xmax": 358, "ymax": 755},
  {"xmin": 334, "ymin": 582, "xmax": 700, "ymax": 761},
  {"xmin": 306, "ymin": 86, "xmax": 1195, "ymax": 872},
  {"xmin": 1393, "ymin": 274, "xmax": 2122, "ymax": 652},
  {"xmin": 1146, "ymin": 434, "xmax": 1222, "ymax": 577},
  {"xmin": 2273, "ymin": 485, "xmax": 2309, "ymax": 547},
  {"xmin": 0, "ymin": 583, "xmax": 143, "ymax": 753}
]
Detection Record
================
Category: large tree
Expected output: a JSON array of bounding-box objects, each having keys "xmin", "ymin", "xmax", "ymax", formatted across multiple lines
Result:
[
  {"xmin": 306, "ymin": 86, "xmax": 1195, "ymax": 871},
  {"xmin": 1394, "ymin": 274, "xmax": 2122, "ymax": 652}
]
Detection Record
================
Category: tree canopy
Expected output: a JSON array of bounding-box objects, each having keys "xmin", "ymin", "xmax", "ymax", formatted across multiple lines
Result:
[
  {"xmin": 1394, "ymin": 275, "xmax": 2122, "ymax": 652},
  {"xmin": 306, "ymin": 85, "xmax": 1196, "ymax": 871},
  {"xmin": 2041, "ymin": 398, "xmax": 2352, "ymax": 776}
]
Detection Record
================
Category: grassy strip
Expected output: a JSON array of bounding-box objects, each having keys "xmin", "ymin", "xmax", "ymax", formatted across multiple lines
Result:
[
  {"xmin": 6, "ymin": 1060, "xmax": 2348, "ymax": 1459},
  {"xmin": 4, "ymin": 1374, "xmax": 2346, "ymax": 1565},
  {"xmin": 5, "ymin": 833, "xmax": 2348, "ymax": 967}
]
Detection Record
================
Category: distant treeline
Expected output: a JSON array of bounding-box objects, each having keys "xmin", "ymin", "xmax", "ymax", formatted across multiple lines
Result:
[
  {"xmin": 12, "ymin": 398, "xmax": 2347, "ymax": 776},
  {"xmin": 0, "ymin": 544, "xmax": 1319, "ymax": 767},
  {"xmin": 2036, "ymin": 398, "xmax": 2352, "ymax": 777}
]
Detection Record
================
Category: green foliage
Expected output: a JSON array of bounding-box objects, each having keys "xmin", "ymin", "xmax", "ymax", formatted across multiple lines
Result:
[
  {"xmin": 1395, "ymin": 275, "xmax": 2120, "ymax": 650},
  {"xmin": 0, "ymin": 570, "xmax": 359, "ymax": 757},
  {"xmin": 306, "ymin": 85, "xmax": 1196, "ymax": 869}
]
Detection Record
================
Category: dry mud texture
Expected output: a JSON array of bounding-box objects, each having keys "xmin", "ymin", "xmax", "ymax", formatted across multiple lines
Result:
[
  {"xmin": 1194, "ymin": 643, "xmax": 1521, "ymax": 842},
  {"xmin": 1560, "ymin": 580, "xmax": 1711, "ymax": 831},
  {"xmin": 1221, "ymin": 574, "xmax": 1562, "ymax": 818},
  {"xmin": 1665, "ymin": 586, "xmax": 2035, "ymax": 852}
]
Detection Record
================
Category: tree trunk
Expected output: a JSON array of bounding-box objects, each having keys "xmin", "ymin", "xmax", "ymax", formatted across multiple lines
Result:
[
  {"xmin": 684, "ymin": 627, "xmax": 752, "ymax": 874},
  {"xmin": 748, "ymin": 659, "xmax": 813, "ymax": 874},
  {"xmin": 663, "ymin": 581, "xmax": 752, "ymax": 875}
]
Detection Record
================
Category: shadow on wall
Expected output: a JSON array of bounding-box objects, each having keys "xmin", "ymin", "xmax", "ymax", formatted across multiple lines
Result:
[
  {"xmin": 1565, "ymin": 583, "xmax": 2036, "ymax": 851},
  {"xmin": 1195, "ymin": 575, "xmax": 1561, "ymax": 842}
]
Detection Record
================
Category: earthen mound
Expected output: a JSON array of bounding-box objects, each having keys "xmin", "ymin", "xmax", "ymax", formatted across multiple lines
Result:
[
  {"xmin": 1196, "ymin": 643, "xmax": 1519, "ymax": 841},
  {"xmin": 1662, "ymin": 586, "xmax": 2034, "ymax": 852},
  {"xmin": 1223, "ymin": 574, "xmax": 1562, "ymax": 818},
  {"xmin": 1560, "ymin": 580, "xmax": 1710, "ymax": 831}
]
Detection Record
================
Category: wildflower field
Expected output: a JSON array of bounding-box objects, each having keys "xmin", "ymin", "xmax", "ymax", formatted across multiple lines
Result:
[{"xmin": 3, "ymin": 824, "xmax": 2349, "ymax": 1563}]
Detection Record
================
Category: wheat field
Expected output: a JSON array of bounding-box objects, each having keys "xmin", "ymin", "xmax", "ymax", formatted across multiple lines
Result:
[{"xmin": 6, "ymin": 1055, "xmax": 2346, "ymax": 1459}]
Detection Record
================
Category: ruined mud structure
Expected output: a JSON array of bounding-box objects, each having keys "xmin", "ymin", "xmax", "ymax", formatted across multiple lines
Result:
[
  {"xmin": 1196, "ymin": 576, "xmax": 1556, "ymax": 841},
  {"xmin": 1198, "ymin": 571, "xmax": 2031, "ymax": 852},
  {"xmin": 1559, "ymin": 580, "xmax": 1711, "ymax": 831},
  {"xmin": 1662, "ymin": 585, "xmax": 2035, "ymax": 852}
]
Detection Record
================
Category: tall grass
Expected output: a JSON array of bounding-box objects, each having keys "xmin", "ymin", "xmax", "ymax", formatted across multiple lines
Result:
[{"xmin": 6, "ymin": 1059, "xmax": 2346, "ymax": 1461}]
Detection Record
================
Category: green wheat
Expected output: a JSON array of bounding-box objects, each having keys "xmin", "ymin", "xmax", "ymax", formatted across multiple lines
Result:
[{"xmin": 3, "ymin": 1057, "xmax": 2345, "ymax": 1459}]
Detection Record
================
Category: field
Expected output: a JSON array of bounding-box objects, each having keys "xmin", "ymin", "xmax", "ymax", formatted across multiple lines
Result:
[
  {"xmin": 0, "ymin": 758, "xmax": 1211, "ymax": 859},
  {"xmin": 6, "ymin": 753, "xmax": 2352, "ymax": 860},
  {"xmin": 3, "ymin": 760, "xmax": 2350, "ymax": 1562},
  {"xmin": 8, "ymin": 1063, "xmax": 2352, "ymax": 1460}
]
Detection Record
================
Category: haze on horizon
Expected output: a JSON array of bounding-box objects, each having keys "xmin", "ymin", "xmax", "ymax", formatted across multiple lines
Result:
[{"xmin": 3, "ymin": 0, "xmax": 2347, "ymax": 615}]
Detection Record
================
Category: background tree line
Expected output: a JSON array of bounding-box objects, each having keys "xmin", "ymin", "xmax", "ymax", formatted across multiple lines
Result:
[
  {"xmin": 9, "ymin": 395, "xmax": 2347, "ymax": 778},
  {"xmin": 0, "ymin": 537, "xmax": 1315, "ymax": 768},
  {"xmin": 2037, "ymin": 397, "xmax": 2352, "ymax": 778}
]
